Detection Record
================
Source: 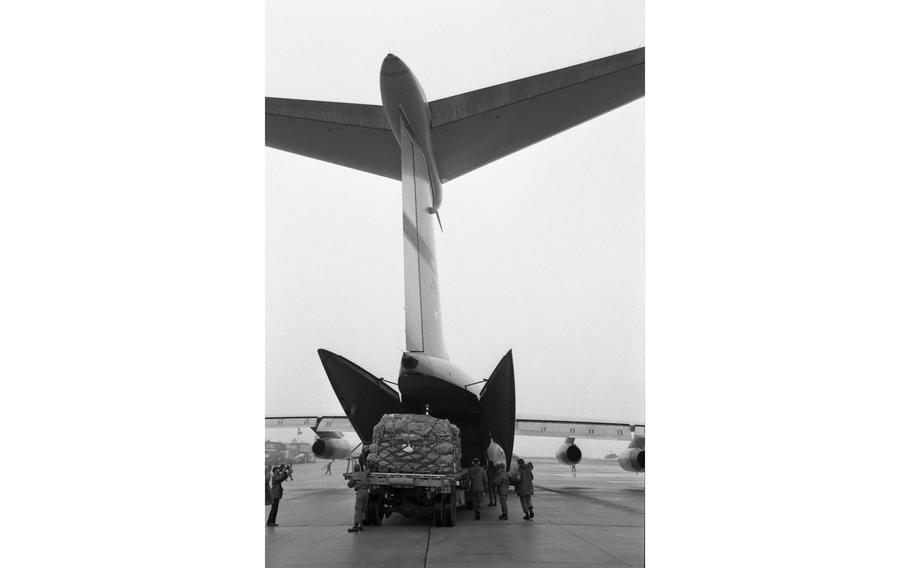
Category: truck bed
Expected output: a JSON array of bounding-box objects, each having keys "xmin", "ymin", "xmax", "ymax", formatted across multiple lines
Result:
[{"xmin": 345, "ymin": 471, "xmax": 464, "ymax": 489}]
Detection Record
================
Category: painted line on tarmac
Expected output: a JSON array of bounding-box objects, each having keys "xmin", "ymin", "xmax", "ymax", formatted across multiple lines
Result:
[{"xmin": 534, "ymin": 484, "xmax": 645, "ymax": 515}]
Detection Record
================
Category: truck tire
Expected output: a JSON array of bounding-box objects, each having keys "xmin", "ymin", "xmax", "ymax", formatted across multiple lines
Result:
[
  {"xmin": 370, "ymin": 495, "xmax": 384, "ymax": 526},
  {"xmin": 443, "ymin": 494, "xmax": 456, "ymax": 527},
  {"xmin": 433, "ymin": 494, "xmax": 447, "ymax": 527}
]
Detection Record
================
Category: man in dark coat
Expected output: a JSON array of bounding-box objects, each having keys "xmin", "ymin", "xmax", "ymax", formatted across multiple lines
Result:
[
  {"xmin": 266, "ymin": 466, "xmax": 289, "ymax": 526},
  {"xmin": 491, "ymin": 463, "xmax": 511, "ymax": 520},
  {"xmin": 467, "ymin": 458, "xmax": 488, "ymax": 520},
  {"xmin": 486, "ymin": 460, "xmax": 498, "ymax": 506},
  {"xmin": 346, "ymin": 463, "xmax": 370, "ymax": 532}
]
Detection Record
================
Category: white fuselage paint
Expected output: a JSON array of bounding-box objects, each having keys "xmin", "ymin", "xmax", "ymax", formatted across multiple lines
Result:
[{"xmin": 381, "ymin": 54, "xmax": 455, "ymax": 366}]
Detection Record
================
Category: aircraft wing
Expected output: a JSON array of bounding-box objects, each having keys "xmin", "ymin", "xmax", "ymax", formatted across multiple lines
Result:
[
  {"xmin": 265, "ymin": 415, "xmax": 355, "ymax": 435},
  {"xmin": 429, "ymin": 47, "xmax": 644, "ymax": 182},
  {"xmin": 265, "ymin": 98, "xmax": 401, "ymax": 180},
  {"xmin": 515, "ymin": 414, "xmax": 644, "ymax": 441}
]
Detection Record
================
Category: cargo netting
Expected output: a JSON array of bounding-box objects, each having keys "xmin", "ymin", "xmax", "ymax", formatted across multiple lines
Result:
[{"xmin": 366, "ymin": 413, "xmax": 462, "ymax": 474}]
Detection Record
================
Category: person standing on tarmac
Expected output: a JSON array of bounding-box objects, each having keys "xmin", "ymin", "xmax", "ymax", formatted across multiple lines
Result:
[
  {"xmin": 266, "ymin": 465, "xmax": 289, "ymax": 527},
  {"xmin": 347, "ymin": 463, "xmax": 370, "ymax": 532},
  {"xmin": 486, "ymin": 460, "xmax": 498, "ymax": 507},
  {"xmin": 492, "ymin": 463, "xmax": 511, "ymax": 520},
  {"xmin": 515, "ymin": 459, "xmax": 535, "ymax": 521},
  {"xmin": 467, "ymin": 458, "xmax": 488, "ymax": 520}
]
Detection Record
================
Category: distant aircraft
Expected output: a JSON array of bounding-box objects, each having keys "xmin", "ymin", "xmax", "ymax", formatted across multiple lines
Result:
[{"xmin": 265, "ymin": 50, "xmax": 646, "ymax": 472}]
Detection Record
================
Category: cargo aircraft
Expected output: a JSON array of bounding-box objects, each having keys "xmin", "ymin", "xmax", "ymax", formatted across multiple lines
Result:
[{"xmin": 265, "ymin": 49, "xmax": 646, "ymax": 475}]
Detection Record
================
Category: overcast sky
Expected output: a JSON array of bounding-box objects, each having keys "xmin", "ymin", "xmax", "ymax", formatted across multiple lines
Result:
[{"xmin": 265, "ymin": 0, "xmax": 644, "ymax": 455}]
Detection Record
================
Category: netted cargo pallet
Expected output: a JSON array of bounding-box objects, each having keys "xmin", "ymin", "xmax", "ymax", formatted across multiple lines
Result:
[{"xmin": 366, "ymin": 414, "xmax": 461, "ymax": 474}]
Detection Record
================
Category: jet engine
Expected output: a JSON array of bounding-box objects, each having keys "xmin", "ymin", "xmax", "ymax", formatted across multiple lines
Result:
[
  {"xmin": 555, "ymin": 439, "xmax": 583, "ymax": 465},
  {"xmin": 617, "ymin": 447, "xmax": 645, "ymax": 472},
  {"xmin": 312, "ymin": 437, "xmax": 353, "ymax": 459}
]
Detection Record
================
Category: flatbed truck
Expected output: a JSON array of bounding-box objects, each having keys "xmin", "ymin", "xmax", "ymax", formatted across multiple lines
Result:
[{"xmin": 343, "ymin": 470, "xmax": 465, "ymax": 526}]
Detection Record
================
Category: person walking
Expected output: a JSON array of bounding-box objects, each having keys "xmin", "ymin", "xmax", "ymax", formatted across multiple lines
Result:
[
  {"xmin": 492, "ymin": 463, "xmax": 511, "ymax": 520},
  {"xmin": 323, "ymin": 460, "xmax": 333, "ymax": 475},
  {"xmin": 486, "ymin": 460, "xmax": 498, "ymax": 507},
  {"xmin": 526, "ymin": 461, "xmax": 536, "ymax": 512},
  {"xmin": 515, "ymin": 459, "xmax": 535, "ymax": 521},
  {"xmin": 346, "ymin": 463, "xmax": 370, "ymax": 532},
  {"xmin": 266, "ymin": 465, "xmax": 289, "ymax": 526},
  {"xmin": 467, "ymin": 458, "xmax": 488, "ymax": 520}
]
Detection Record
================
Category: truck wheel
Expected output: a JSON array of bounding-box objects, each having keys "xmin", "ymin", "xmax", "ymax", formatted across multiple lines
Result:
[
  {"xmin": 432, "ymin": 495, "xmax": 444, "ymax": 527},
  {"xmin": 444, "ymin": 494, "xmax": 456, "ymax": 527},
  {"xmin": 362, "ymin": 498, "xmax": 373, "ymax": 526},
  {"xmin": 370, "ymin": 495, "xmax": 384, "ymax": 526}
]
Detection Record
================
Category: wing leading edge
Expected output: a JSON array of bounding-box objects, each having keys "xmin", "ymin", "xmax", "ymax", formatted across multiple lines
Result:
[
  {"xmin": 265, "ymin": 415, "xmax": 355, "ymax": 434},
  {"xmin": 515, "ymin": 416, "xmax": 644, "ymax": 441}
]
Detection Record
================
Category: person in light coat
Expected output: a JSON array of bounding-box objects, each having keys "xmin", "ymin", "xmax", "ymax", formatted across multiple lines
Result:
[{"xmin": 515, "ymin": 459, "xmax": 535, "ymax": 520}]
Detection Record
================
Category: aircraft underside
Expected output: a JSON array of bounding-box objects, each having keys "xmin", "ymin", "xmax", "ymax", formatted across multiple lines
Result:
[{"xmin": 318, "ymin": 348, "xmax": 515, "ymax": 468}]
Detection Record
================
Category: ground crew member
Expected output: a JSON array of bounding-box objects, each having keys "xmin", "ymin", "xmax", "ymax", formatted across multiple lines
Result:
[
  {"xmin": 467, "ymin": 457, "xmax": 488, "ymax": 520},
  {"xmin": 266, "ymin": 465, "xmax": 289, "ymax": 527},
  {"xmin": 347, "ymin": 463, "xmax": 370, "ymax": 532},
  {"xmin": 486, "ymin": 460, "xmax": 498, "ymax": 507},
  {"xmin": 515, "ymin": 459, "xmax": 535, "ymax": 520},
  {"xmin": 492, "ymin": 463, "xmax": 511, "ymax": 520},
  {"xmin": 323, "ymin": 460, "xmax": 333, "ymax": 475}
]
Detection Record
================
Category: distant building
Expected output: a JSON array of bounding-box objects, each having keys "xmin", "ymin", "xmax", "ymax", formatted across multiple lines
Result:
[
  {"xmin": 287, "ymin": 441, "xmax": 314, "ymax": 463},
  {"xmin": 265, "ymin": 440, "xmax": 286, "ymax": 464},
  {"xmin": 265, "ymin": 440, "xmax": 314, "ymax": 464}
]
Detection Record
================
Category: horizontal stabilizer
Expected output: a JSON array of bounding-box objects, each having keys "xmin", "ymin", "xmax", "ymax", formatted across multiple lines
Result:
[
  {"xmin": 266, "ymin": 98, "xmax": 401, "ymax": 180},
  {"xmin": 430, "ymin": 48, "xmax": 644, "ymax": 181}
]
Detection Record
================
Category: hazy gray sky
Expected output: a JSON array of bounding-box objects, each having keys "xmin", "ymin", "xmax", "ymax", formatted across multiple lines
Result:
[{"xmin": 265, "ymin": 0, "xmax": 644, "ymax": 455}]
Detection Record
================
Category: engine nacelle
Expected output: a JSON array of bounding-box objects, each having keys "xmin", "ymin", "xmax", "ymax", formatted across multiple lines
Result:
[
  {"xmin": 312, "ymin": 437, "xmax": 353, "ymax": 460},
  {"xmin": 618, "ymin": 447, "xmax": 645, "ymax": 472},
  {"xmin": 556, "ymin": 441, "xmax": 583, "ymax": 465}
]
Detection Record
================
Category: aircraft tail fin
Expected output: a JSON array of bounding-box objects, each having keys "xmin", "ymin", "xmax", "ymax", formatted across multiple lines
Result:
[{"xmin": 400, "ymin": 125, "xmax": 447, "ymax": 359}]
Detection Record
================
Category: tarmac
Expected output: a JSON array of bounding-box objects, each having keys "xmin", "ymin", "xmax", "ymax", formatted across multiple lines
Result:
[{"xmin": 266, "ymin": 457, "xmax": 644, "ymax": 568}]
